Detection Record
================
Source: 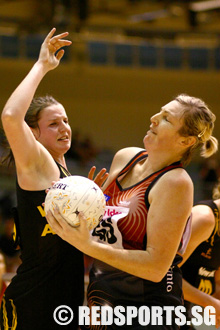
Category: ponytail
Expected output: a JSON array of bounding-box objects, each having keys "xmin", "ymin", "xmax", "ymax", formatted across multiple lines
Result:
[{"xmin": 201, "ymin": 136, "xmax": 218, "ymax": 158}]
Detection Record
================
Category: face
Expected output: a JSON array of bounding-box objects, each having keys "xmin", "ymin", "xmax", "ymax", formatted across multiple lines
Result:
[
  {"xmin": 32, "ymin": 103, "xmax": 72, "ymax": 158},
  {"xmin": 143, "ymin": 100, "xmax": 185, "ymax": 152}
]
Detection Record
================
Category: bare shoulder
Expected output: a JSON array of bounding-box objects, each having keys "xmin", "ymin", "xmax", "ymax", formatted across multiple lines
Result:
[
  {"xmin": 192, "ymin": 204, "xmax": 216, "ymax": 230},
  {"xmin": 149, "ymin": 168, "xmax": 193, "ymax": 205},
  {"xmin": 157, "ymin": 168, "xmax": 193, "ymax": 191}
]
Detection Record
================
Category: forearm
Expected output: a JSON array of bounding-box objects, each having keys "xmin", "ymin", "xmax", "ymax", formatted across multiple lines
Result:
[
  {"xmin": 2, "ymin": 61, "xmax": 48, "ymax": 121},
  {"xmin": 183, "ymin": 279, "xmax": 219, "ymax": 307},
  {"xmin": 78, "ymin": 239, "xmax": 168, "ymax": 282}
]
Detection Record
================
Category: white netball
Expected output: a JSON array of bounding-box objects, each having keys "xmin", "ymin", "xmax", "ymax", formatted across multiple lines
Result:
[{"xmin": 44, "ymin": 175, "xmax": 106, "ymax": 230}]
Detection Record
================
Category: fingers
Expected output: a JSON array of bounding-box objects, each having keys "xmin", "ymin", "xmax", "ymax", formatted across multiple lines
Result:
[
  {"xmin": 56, "ymin": 49, "xmax": 65, "ymax": 61},
  {"xmin": 44, "ymin": 28, "xmax": 70, "ymax": 44},
  {"xmin": 50, "ymin": 38, "xmax": 72, "ymax": 48},
  {"xmin": 78, "ymin": 212, "xmax": 89, "ymax": 230},
  {"xmin": 78, "ymin": 212, "xmax": 87, "ymax": 221},
  {"xmin": 43, "ymin": 28, "xmax": 71, "ymax": 56},
  {"xmin": 44, "ymin": 27, "xmax": 56, "ymax": 43},
  {"xmin": 46, "ymin": 209, "xmax": 63, "ymax": 232},
  {"xmin": 88, "ymin": 166, "xmax": 96, "ymax": 180},
  {"xmin": 88, "ymin": 167, "xmax": 109, "ymax": 187},
  {"xmin": 53, "ymin": 207, "xmax": 68, "ymax": 227},
  {"xmin": 94, "ymin": 168, "xmax": 109, "ymax": 187}
]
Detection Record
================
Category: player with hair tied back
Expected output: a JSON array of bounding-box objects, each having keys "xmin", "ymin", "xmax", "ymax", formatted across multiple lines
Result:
[
  {"xmin": 0, "ymin": 28, "xmax": 107, "ymax": 330},
  {"xmin": 47, "ymin": 96, "xmax": 218, "ymax": 328}
]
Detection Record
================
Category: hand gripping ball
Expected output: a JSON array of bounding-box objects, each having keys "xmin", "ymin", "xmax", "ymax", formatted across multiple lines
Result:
[{"xmin": 44, "ymin": 175, "xmax": 106, "ymax": 230}]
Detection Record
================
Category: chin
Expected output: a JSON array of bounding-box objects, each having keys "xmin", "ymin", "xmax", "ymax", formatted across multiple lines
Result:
[{"xmin": 143, "ymin": 136, "xmax": 148, "ymax": 147}]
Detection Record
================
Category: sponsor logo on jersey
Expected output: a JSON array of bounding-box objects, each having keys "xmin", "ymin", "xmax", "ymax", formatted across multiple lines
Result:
[{"xmin": 198, "ymin": 267, "xmax": 215, "ymax": 278}]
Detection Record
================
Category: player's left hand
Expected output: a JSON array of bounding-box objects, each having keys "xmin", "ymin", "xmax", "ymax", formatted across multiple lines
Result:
[{"xmin": 88, "ymin": 166, "xmax": 108, "ymax": 188}]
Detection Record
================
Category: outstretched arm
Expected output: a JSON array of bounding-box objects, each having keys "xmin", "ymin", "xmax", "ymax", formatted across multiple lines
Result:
[{"xmin": 1, "ymin": 28, "xmax": 71, "ymax": 186}]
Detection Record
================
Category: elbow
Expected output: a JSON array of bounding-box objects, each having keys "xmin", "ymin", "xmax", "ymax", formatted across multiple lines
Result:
[
  {"xmin": 1, "ymin": 108, "xmax": 12, "ymax": 123},
  {"xmin": 150, "ymin": 273, "xmax": 165, "ymax": 283},
  {"xmin": 1, "ymin": 108, "xmax": 18, "ymax": 126},
  {"xmin": 142, "ymin": 269, "xmax": 166, "ymax": 283}
]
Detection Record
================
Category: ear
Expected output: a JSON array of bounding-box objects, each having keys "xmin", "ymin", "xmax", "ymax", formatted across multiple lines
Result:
[{"xmin": 179, "ymin": 136, "xmax": 197, "ymax": 148}]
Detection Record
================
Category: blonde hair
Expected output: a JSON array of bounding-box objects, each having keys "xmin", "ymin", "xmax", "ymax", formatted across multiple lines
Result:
[{"xmin": 175, "ymin": 94, "xmax": 218, "ymax": 166}]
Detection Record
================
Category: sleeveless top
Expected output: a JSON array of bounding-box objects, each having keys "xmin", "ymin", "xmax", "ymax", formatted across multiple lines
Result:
[
  {"xmin": 1, "ymin": 162, "xmax": 84, "ymax": 329},
  {"xmin": 92, "ymin": 150, "xmax": 190, "ymax": 255},
  {"xmin": 181, "ymin": 200, "xmax": 220, "ymax": 295},
  {"xmin": 82, "ymin": 151, "xmax": 191, "ymax": 330}
]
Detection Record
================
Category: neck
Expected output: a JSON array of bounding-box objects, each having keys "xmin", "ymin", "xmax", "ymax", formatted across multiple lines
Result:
[
  {"xmin": 53, "ymin": 155, "xmax": 67, "ymax": 169},
  {"xmin": 145, "ymin": 151, "xmax": 181, "ymax": 173}
]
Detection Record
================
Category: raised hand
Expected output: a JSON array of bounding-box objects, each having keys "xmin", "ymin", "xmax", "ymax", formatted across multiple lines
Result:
[
  {"xmin": 88, "ymin": 166, "xmax": 109, "ymax": 188},
  {"xmin": 38, "ymin": 27, "xmax": 72, "ymax": 71}
]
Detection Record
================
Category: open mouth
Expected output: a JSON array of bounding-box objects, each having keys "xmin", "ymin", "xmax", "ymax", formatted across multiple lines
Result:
[{"xmin": 58, "ymin": 136, "xmax": 69, "ymax": 141}]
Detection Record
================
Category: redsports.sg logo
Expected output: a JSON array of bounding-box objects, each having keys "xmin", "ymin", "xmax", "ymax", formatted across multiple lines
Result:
[{"xmin": 53, "ymin": 305, "xmax": 216, "ymax": 327}]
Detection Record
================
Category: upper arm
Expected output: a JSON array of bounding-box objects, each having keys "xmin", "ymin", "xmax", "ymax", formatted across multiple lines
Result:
[
  {"xmin": 147, "ymin": 169, "xmax": 194, "ymax": 275},
  {"xmin": 179, "ymin": 205, "xmax": 215, "ymax": 266},
  {"xmin": 2, "ymin": 114, "xmax": 58, "ymax": 189},
  {"xmin": 2, "ymin": 114, "xmax": 45, "ymax": 170}
]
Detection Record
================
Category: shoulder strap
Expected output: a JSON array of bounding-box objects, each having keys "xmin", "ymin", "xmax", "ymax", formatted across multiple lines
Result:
[
  {"xmin": 55, "ymin": 162, "xmax": 71, "ymax": 178},
  {"xmin": 195, "ymin": 200, "xmax": 218, "ymax": 217},
  {"xmin": 145, "ymin": 161, "xmax": 183, "ymax": 209},
  {"xmin": 195, "ymin": 200, "xmax": 219, "ymax": 246},
  {"xmin": 118, "ymin": 150, "xmax": 148, "ymax": 177}
]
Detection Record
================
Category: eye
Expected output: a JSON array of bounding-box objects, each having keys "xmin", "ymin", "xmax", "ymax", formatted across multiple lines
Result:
[
  {"xmin": 49, "ymin": 122, "xmax": 57, "ymax": 126},
  {"xmin": 163, "ymin": 116, "xmax": 170, "ymax": 122}
]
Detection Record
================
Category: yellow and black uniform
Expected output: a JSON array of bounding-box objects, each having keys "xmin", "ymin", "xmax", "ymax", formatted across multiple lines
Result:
[
  {"xmin": 181, "ymin": 200, "xmax": 220, "ymax": 296},
  {"xmin": 0, "ymin": 163, "xmax": 84, "ymax": 330},
  {"xmin": 181, "ymin": 200, "xmax": 220, "ymax": 329}
]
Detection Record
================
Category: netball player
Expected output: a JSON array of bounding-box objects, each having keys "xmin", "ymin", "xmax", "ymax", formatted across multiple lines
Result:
[
  {"xmin": 0, "ymin": 28, "xmax": 107, "ymax": 330},
  {"xmin": 180, "ymin": 182, "xmax": 220, "ymax": 329},
  {"xmin": 47, "ymin": 95, "xmax": 218, "ymax": 328}
]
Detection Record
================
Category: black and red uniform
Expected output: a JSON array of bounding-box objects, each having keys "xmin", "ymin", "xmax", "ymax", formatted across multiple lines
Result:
[{"xmin": 82, "ymin": 150, "xmax": 191, "ymax": 330}]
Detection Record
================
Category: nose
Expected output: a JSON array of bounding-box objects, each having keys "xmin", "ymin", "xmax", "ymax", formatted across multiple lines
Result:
[
  {"xmin": 150, "ymin": 113, "xmax": 159, "ymax": 126},
  {"xmin": 59, "ymin": 121, "xmax": 69, "ymax": 132}
]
